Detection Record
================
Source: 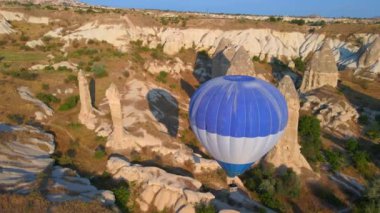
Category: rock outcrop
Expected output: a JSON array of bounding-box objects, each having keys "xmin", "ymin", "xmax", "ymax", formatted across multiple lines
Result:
[
  {"xmin": 0, "ymin": 15, "xmax": 14, "ymax": 34},
  {"xmin": 107, "ymin": 156, "xmax": 215, "ymax": 212},
  {"xmin": 30, "ymin": 61, "xmax": 78, "ymax": 71},
  {"xmin": 0, "ymin": 123, "xmax": 55, "ymax": 194},
  {"xmin": 45, "ymin": 166, "xmax": 115, "ymax": 206},
  {"xmin": 265, "ymin": 76, "xmax": 312, "ymax": 174},
  {"xmin": 301, "ymin": 86, "xmax": 359, "ymax": 138},
  {"xmin": 105, "ymin": 83, "xmax": 131, "ymax": 150},
  {"xmin": 144, "ymin": 57, "xmax": 192, "ymax": 76},
  {"xmin": 26, "ymin": 39, "xmax": 44, "ymax": 48},
  {"xmin": 211, "ymin": 39, "xmax": 255, "ymax": 78},
  {"xmin": 0, "ymin": 10, "xmax": 49, "ymax": 24},
  {"xmin": 300, "ymin": 42, "xmax": 339, "ymax": 93},
  {"xmin": 355, "ymin": 38, "xmax": 380, "ymax": 79},
  {"xmin": 78, "ymin": 70, "xmax": 97, "ymax": 130},
  {"xmin": 17, "ymin": 86, "xmax": 53, "ymax": 118}
]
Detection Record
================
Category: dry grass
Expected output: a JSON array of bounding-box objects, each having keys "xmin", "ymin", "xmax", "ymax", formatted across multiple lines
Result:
[{"xmin": 0, "ymin": 193, "xmax": 112, "ymax": 213}]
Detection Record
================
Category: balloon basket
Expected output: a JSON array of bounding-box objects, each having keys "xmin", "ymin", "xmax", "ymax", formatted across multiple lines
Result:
[{"xmin": 228, "ymin": 183, "xmax": 238, "ymax": 192}]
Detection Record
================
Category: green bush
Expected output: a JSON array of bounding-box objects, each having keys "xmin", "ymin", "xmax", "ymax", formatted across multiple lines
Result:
[
  {"xmin": 91, "ymin": 64, "xmax": 108, "ymax": 78},
  {"xmin": 67, "ymin": 122, "xmax": 82, "ymax": 130},
  {"xmin": 346, "ymin": 138, "xmax": 359, "ymax": 154},
  {"xmin": 353, "ymin": 177, "xmax": 380, "ymax": 213},
  {"xmin": 94, "ymin": 150, "xmax": 106, "ymax": 159},
  {"xmin": 366, "ymin": 129, "xmax": 380, "ymax": 140},
  {"xmin": 195, "ymin": 202, "xmax": 215, "ymax": 213},
  {"xmin": 252, "ymin": 56, "xmax": 261, "ymax": 62},
  {"xmin": 359, "ymin": 114, "xmax": 369, "ymax": 125},
  {"xmin": 156, "ymin": 71, "xmax": 168, "ymax": 83},
  {"xmin": 20, "ymin": 33, "xmax": 29, "ymax": 41},
  {"xmin": 299, "ymin": 115, "xmax": 322, "ymax": 163},
  {"xmin": 241, "ymin": 164, "xmax": 300, "ymax": 211},
  {"xmin": 150, "ymin": 44, "xmax": 165, "ymax": 60},
  {"xmin": 36, "ymin": 93, "xmax": 60, "ymax": 106},
  {"xmin": 293, "ymin": 57, "xmax": 306, "ymax": 72},
  {"xmin": 59, "ymin": 95, "xmax": 79, "ymax": 111},
  {"xmin": 112, "ymin": 184, "xmax": 130, "ymax": 213},
  {"xmin": 268, "ymin": 16, "xmax": 283, "ymax": 22},
  {"xmin": 290, "ymin": 19, "xmax": 306, "ymax": 25},
  {"xmin": 309, "ymin": 20, "xmax": 326, "ymax": 27},
  {"xmin": 64, "ymin": 74, "xmax": 78, "ymax": 84},
  {"xmin": 41, "ymin": 83, "xmax": 49, "ymax": 90},
  {"xmin": 324, "ymin": 149, "xmax": 343, "ymax": 171},
  {"xmin": 6, "ymin": 70, "xmax": 38, "ymax": 80}
]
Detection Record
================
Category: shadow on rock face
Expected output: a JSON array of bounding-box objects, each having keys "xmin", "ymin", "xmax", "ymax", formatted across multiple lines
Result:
[
  {"xmin": 147, "ymin": 89, "xmax": 179, "ymax": 137},
  {"xmin": 180, "ymin": 79, "xmax": 195, "ymax": 98}
]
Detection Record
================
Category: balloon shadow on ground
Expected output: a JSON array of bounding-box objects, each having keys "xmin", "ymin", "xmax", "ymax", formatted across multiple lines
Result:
[
  {"xmin": 192, "ymin": 51, "xmax": 213, "ymax": 84},
  {"xmin": 147, "ymin": 89, "xmax": 179, "ymax": 137}
]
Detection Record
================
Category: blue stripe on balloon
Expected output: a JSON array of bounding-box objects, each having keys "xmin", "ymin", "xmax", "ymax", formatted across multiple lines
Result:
[
  {"xmin": 189, "ymin": 76, "xmax": 288, "ymax": 138},
  {"xmin": 217, "ymin": 160, "xmax": 253, "ymax": 177}
]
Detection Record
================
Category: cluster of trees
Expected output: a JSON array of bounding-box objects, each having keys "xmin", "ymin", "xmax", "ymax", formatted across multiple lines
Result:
[
  {"xmin": 241, "ymin": 164, "xmax": 301, "ymax": 212},
  {"xmin": 299, "ymin": 115, "xmax": 322, "ymax": 164}
]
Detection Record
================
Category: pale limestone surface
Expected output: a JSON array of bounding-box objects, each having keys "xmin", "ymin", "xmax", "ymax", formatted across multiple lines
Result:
[
  {"xmin": 0, "ymin": 124, "xmax": 55, "ymax": 194},
  {"xmin": 265, "ymin": 76, "xmax": 312, "ymax": 174}
]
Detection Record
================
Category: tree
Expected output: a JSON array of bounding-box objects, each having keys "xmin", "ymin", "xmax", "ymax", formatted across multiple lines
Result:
[{"xmin": 299, "ymin": 115, "xmax": 322, "ymax": 163}]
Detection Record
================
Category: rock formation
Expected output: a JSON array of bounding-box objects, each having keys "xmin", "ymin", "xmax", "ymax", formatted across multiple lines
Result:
[
  {"xmin": 17, "ymin": 86, "xmax": 53, "ymax": 117},
  {"xmin": 355, "ymin": 38, "xmax": 380, "ymax": 79},
  {"xmin": 78, "ymin": 70, "xmax": 97, "ymax": 130},
  {"xmin": 301, "ymin": 86, "xmax": 359, "ymax": 138},
  {"xmin": 45, "ymin": 166, "xmax": 115, "ymax": 206},
  {"xmin": 211, "ymin": 39, "xmax": 255, "ymax": 78},
  {"xmin": 105, "ymin": 83, "xmax": 131, "ymax": 150},
  {"xmin": 359, "ymin": 38, "xmax": 380, "ymax": 68},
  {"xmin": 0, "ymin": 123, "xmax": 55, "ymax": 194},
  {"xmin": 107, "ymin": 156, "xmax": 215, "ymax": 212},
  {"xmin": 0, "ymin": 15, "xmax": 14, "ymax": 34},
  {"xmin": 264, "ymin": 76, "xmax": 312, "ymax": 174},
  {"xmin": 144, "ymin": 57, "xmax": 192, "ymax": 76},
  {"xmin": 300, "ymin": 41, "xmax": 339, "ymax": 93}
]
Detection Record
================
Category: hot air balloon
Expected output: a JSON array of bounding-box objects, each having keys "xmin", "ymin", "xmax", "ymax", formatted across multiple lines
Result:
[{"xmin": 189, "ymin": 75, "xmax": 288, "ymax": 177}]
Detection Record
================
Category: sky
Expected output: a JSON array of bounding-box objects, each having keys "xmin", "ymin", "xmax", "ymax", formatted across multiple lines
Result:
[{"xmin": 81, "ymin": 0, "xmax": 380, "ymax": 18}]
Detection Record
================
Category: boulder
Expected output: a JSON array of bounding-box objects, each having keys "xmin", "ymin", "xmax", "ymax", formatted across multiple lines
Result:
[
  {"xmin": 264, "ymin": 76, "xmax": 312, "ymax": 174},
  {"xmin": 26, "ymin": 39, "xmax": 44, "ymax": 48},
  {"xmin": 78, "ymin": 70, "xmax": 97, "ymax": 130},
  {"xmin": 300, "ymin": 41, "xmax": 339, "ymax": 93},
  {"xmin": 107, "ymin": 156, "xmax": 214, "ymax": 212},
  {"xmin": 0, "ymin": 123, "xmax": 55, "ymax": 194}
]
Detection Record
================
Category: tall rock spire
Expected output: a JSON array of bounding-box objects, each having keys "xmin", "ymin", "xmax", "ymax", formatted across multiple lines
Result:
[
  {"xmin": 300, "ymin": 41, "xmax": 339, "ymax": 93},
  {"xmin": 78, "ymin": 70, "xmax": 97, "ymax": 130},
  {"xmin": 265, "ymin": 75, "xmax": 312, "ymax": 174}
]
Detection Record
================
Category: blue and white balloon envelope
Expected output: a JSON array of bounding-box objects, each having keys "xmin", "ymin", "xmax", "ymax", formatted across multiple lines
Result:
[{"xmin": 189, "ymin": 75, "xmax": 288, "ymax": 177}]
